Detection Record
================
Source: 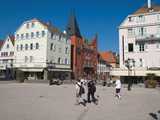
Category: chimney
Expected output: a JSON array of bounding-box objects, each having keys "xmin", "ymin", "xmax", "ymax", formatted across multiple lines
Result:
[{"xmin": 148, "ymin": 0, "xmax": 151, "ymax": 9}]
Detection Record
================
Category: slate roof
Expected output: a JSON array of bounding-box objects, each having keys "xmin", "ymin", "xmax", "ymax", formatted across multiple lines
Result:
[{"xmin": 66, "ymin": 12, "xmax": 82, "ymax": 38}]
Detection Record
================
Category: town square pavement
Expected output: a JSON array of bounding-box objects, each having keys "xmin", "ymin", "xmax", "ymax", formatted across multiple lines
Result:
[{"xmin": 0, "ymin": 82, "xmax": 160, "ymax": 120}]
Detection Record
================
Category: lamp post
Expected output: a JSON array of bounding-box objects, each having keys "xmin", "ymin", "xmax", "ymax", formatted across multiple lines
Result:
[{"xmin": 125, "ymin": 58, "xmax": 135, "ymax": 91}]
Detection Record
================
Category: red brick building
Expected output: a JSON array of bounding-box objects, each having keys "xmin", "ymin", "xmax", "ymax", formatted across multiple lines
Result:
[{"xmin": 66, "ymin": 13, "xmax": 98, "ymax": 79}]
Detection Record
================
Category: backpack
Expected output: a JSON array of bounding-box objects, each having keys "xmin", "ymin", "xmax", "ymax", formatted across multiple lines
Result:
[{"xmin": 78, "ymin": 84, "xmax": 85, "ymax": 95}]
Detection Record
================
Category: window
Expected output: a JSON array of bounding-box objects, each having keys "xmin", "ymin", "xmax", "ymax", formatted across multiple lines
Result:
[
  {"xmin": 50, "ymin": 43, "xmax": 53, "ymax": 50},
  {"xmin": 139, "ymin": 43, "xmax": 144, "ymax": 51},
  {"xmin": 17, "ymin": 45, "xmax": 19, "ymax": 51},
  {"xmin": 25, "ymin": 44, "xmax": 28, "ymax": 50},
  {"xmin": 138, "ymin": 27, "xmax": 147, "ymax": 36},
  {"xmin": 26, "ymin": 33, "xmax": 29, "ymax": 39},
  {"xmin": 20, "ymin": 44, "xmax": 23, "ymax": 51},
  {"xmin": 36, "ymin": 31, "xmax": 40, "ymax": 37},
  {"xmin": 139, "ymin": 59, "xmax": 143, "ymax": 67},
  {"xmin": 26, "ymin": 23, "xmax": 29, "ymax": 29},
  {"xmin": 53, "ymin": 45, "xmax": 56, "ymax": 52},
  {"xmin": 30, "ymin": 43, "xmax": 33, "ymax": 50},
  {"xmin": 21, "ymin": 34, "xmax": 24, "ymax": 39},
  {"xmin": 1, "ymin": 52, "xmax": 3, "ymax": 57},
  {"xmin": 128, "ymin": 28, "xmax": 134, "ymax": 36},
  {"xmin": 6, "ymin": 44, "xmax": 9, "ymax": 49},
  {"xmin": 36, "ymin": 43, "xmax": 39, "ymax": 49},
  {"xmin": 30, "ymin": 56, "xmax": 33, "ymax": 62},
  {"xmin": 65, "ymin": 47, "xmax": 68, "ymax": 54},
  {"xmin": 16, "ymin": 34, "xmax": 19, "ymax": 40},
  {"xmin": 42, "ymin": 31, "xmax": 45, "ymax": 37},
  {"xmin": 31, "ymin": 22, "xmax": 35, "ymax": 28},
  {"xmin": 128, "ymin": 43, "xmax": 133, "ymax": 52},
  {"xmin": 58, "ymin": 57, "xmax": 61, "ymax": 64},
  {"xmin": 65, "ymin": 58, "xmax": 68, "ymax": 64},
  {"xmin": 138, "ymin": 15, "xmax": 145, "ymax": 22},
  {"xmin": 128, "ymin": 17, "xmax": 134, "ymax": 22},
  {"xmin": 25, "ymin": 56, "xmax": 28, "ymax": 63},
  {"xmin": 31, "ymin": 32, "xmax": 34, "ymax": 38},
  {"xmin": 10, "ymin": 52, "xmax": 14, "ymax": 56}
]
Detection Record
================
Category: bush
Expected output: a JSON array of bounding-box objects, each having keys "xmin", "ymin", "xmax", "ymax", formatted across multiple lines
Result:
[{"xmin": 145, "ymin": 80, "xmax": 157, "ymax": 88}]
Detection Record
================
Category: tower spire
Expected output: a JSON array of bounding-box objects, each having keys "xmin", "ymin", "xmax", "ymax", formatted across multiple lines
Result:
[{"xmin": 66, "ymin": 11, "xmax": 82, "ymax": 38}]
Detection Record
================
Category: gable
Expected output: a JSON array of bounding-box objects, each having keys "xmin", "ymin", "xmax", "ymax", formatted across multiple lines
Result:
[{"xmin": 0, "ymin": 36, "xmax": 14, "ymax": 52}]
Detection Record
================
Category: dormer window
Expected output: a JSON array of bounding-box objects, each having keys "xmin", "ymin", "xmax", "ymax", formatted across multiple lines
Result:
[
  {"xmin": 128, "ymin": 17, "xmax": 133, "ymax": 22},
  {"xmin": 138, "ymin": 15, "xmax": 145, "ymax": 22},
  {"xmin": 26, "ymin": 23, "xmax": 29, "ymax": 29}
]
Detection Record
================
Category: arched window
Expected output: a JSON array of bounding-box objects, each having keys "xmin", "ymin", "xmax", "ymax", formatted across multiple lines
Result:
[
  {"xmin": 58, "ymin": 57, "xmax": 61, "ymax": 64},
  {"xmin": 36, "ymin": 43, "xmax": 39, "ymax": 49}
]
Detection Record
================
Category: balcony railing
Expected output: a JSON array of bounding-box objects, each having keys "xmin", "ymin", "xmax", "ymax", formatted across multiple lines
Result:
[{"xmin": 135, "ymin": 34, "xmax": 160, "ymax": 43}]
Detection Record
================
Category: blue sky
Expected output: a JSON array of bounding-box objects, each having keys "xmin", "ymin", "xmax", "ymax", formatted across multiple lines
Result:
[{"xmin": 0, "ymin": 0, "xmax": 160, "ymax": 52}]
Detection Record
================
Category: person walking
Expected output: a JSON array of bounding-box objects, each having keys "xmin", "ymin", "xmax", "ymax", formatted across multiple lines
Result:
[
  {"xmin": 87, "ymin": 80, "xmax": 97, "ymax": 104},
  {"xmin": 115, "ymin": 78, "xmax": 122, "ymax": 99},
  {"xmin": 75, "ymin": 79, "xmax": 81, "ymax": 105},
  {"xmin": 75, "ymin": 79, "xmax": 86, "ymax": 106}
]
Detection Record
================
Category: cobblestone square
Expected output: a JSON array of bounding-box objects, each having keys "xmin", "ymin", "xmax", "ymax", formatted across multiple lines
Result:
[{"xmin": 0, "ymin": 82, "xmax": 160, "ymax": 120}]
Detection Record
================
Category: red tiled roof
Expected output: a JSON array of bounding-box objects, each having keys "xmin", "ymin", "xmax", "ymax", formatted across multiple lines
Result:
[{"xmin": 100, "ymin": 51, "xmax": 116, "ymax": 64}]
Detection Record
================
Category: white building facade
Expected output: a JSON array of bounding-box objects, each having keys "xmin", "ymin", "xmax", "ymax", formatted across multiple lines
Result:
[
  {"xmin": 118, "ymin": 3, "xmax": 160, "ymax": 79},
  {"xmin": 0, "ymin": 35, "xmax": 15, "ymax": 80},
  {"xmin": 14, "ymin": 19, "xmax": 71, "ymax": 80}
]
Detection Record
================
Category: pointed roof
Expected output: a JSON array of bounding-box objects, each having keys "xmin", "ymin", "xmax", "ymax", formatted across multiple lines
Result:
[{"xmin": 66, "ymin": 12, "xmax": 82, "ymax": 38}]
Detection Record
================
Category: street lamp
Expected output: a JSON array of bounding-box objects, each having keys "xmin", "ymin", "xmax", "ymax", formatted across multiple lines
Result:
[{"xmin": 125, "ymin": 58, "xmax": 135, "ymax": 91}]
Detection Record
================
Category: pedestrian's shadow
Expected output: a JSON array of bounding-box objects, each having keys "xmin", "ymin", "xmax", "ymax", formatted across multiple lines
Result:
[{"xmin": 149, "ymin": 110, "xmax": 160, "ymax": 120}]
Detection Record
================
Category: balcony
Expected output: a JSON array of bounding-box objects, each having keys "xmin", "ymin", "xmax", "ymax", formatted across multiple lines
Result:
[{"xmin": 135, "ymin": 34, "xmax": 160, "ymax": 43}]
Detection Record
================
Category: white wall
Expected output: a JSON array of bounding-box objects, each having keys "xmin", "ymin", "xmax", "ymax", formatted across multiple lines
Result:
[{"xmin": 119, "ymin": 11, "xmax": 160, "ymax": 69}]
